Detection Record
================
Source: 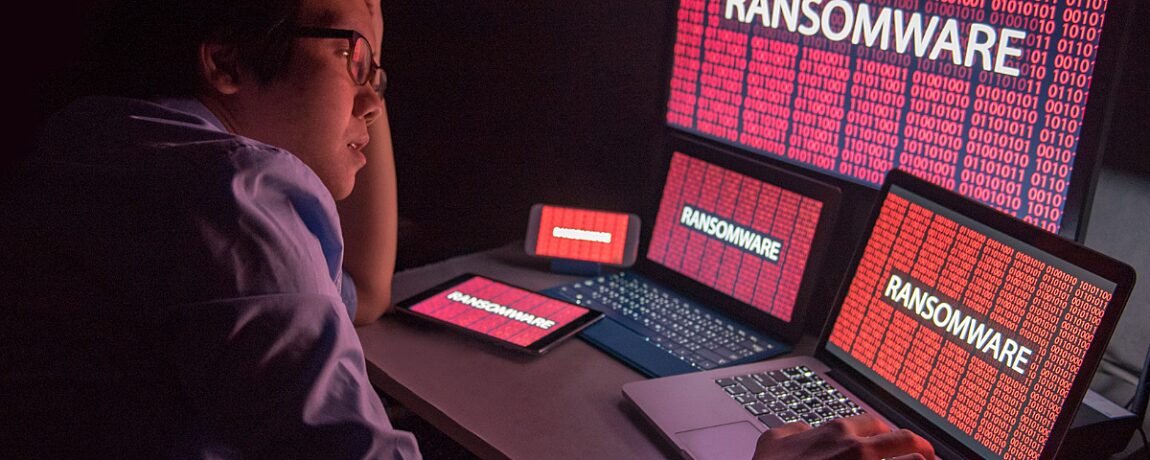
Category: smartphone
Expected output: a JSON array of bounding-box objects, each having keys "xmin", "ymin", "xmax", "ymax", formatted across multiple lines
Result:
[
  {"xmin": 394, "ymin": 273, "xmax": 604, "ymax": 355},
  {"xmin": 524, "ymin": 204, "xmax": 640, "ymax": 267}
]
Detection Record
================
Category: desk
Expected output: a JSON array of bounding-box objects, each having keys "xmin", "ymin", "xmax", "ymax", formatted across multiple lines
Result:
[
  {"xmin": 356, "ymin": 243, "xmax": 676, "ymax": 459},
  {"xmin": 356, "ymin": 243, "xmax": 1140, "ymax": 459}
]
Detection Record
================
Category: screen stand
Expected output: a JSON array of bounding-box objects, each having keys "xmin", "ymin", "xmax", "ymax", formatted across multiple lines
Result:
[{"xmin": 550, "ymin": 259, "xmax": 602, "ymax": 277}]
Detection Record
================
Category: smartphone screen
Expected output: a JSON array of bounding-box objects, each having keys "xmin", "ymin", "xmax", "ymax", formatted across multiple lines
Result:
[
  {"xmin": 524, "ymin": 204, "xmax": 640, "ymax": 267},
  {"xmin": 395, "ymin": 273, "xmax": 603, "ymax": 354}
]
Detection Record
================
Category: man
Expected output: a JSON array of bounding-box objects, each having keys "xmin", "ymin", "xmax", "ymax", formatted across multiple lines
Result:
[{"xmin": 2, "ymin": 0, "xmax": 415, "ymax": 457}]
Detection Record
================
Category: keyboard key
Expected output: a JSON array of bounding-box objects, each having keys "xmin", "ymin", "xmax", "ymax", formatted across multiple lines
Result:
[
  {"xmin": 777, "ymin": 411, "xmax": 801, "ymax": 423},
  {"xmin": 763, "ymin": 370, "xmax": 791, "ymax": 384},
  {"xmin": 744, "ymin": 402, "xmax": 770, "ymax": 416},
  {"xmin": 716, "ymin": 378, "xmax": 736, "ymax": 387},
  {"xmin": 736, "ymin": 376, "xmax": 766, "ymax": 394},
  {"xmin": 697, "ymin": 349, "xmax": 725, "ymax": 364},
  {"xmin": 735, "ymin": 394, "xmax": 757, "ymax": 404},
  {"xmin": 725, "ymin": 384, "xmax": 748, "ymax": 396},
  {"xmin": 757, "ymin": 414, "xmax": 786, "ymax": 428},
  {"xmin": 715, "ymin": 347, "xmax": 740, "ymax": 361}
]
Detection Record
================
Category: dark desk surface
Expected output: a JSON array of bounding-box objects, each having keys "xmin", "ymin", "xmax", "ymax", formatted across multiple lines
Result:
[
  {"xmin": 356, "ymin": 242, "xmax": 1143, "ymax": 459},
  {"xmin": 356, "ymin": 243, "xmax": 678, "ymax": 459}
]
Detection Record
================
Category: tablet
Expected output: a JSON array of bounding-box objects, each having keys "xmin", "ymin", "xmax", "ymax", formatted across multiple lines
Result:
[
  {"xmin": 524, "ymin": 204, "xmax": 640, "ymax": 267},
  {"xmin": 394, "ymin": 273, "xmax": 604, "ymax": 354}
]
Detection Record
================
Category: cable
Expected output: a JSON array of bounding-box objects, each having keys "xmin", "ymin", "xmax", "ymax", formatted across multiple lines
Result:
[
  {"xmin": 1128, "ymin": 339, "xmax": 1150, "ymax": 422},
  {"xmin": 1100, "ymin": 357, "xmax": 1142, "ymax": 387},
  {"xmin": 1140, "ymin": 426, "xmax": 1149, "ymax": 454}
]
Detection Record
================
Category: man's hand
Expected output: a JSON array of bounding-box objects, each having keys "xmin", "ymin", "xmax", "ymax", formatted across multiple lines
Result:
[{"xmin": 752, "ymin": 414, "xmax": 934, "ymax": 460}]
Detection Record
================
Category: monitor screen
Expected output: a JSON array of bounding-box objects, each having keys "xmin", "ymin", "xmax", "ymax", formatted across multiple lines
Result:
[
  {"xmin": 664, "ymin": 0, "xmax": 1117, "ymax": 235},
  {"xmin": 826, "ymin": 183, "xmax": 1119, "ymax": 459},
  {"xmin": 646, "ymin": 151, "xmax": 826, "ymax": 322}
]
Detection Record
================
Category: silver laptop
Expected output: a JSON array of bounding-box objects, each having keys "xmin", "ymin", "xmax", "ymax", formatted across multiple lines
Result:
[{"xmin": 623, "ymin": 170, "xmax": 1135, "ymax": 460}]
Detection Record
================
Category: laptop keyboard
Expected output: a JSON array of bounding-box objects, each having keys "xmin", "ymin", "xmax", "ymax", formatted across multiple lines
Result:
[
  {"xmin": 550, "ymin": 272, "xmax": 775, "ymax": 371},
  {"xmin": 716, "ymin": 365, "xmax": 865, "ymax": 428}
]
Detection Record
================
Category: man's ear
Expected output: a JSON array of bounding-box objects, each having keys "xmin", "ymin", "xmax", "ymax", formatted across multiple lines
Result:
[{"xmin": 199, "ymin": 42, "xmax": 243, "ymax": 95}]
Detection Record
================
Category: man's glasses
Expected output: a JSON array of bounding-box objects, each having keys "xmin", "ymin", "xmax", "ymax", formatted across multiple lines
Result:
[{"xmin": 293, "ymin": 27, "xmax": 386, "ymax": 95}]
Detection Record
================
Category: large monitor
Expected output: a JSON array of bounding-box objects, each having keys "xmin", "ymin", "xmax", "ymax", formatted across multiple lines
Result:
[{"xmin": 663, "ymin": 0, "xmax": 1132, "ymax": 240}]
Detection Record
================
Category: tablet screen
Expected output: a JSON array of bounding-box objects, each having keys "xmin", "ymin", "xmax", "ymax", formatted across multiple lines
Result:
[{"xmin": 398, "ymin": 274, "xmax": 602, "ymax": 351}]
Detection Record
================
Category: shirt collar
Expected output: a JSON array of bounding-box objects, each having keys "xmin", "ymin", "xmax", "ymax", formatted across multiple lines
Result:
[{"xmin": 152, "ymin": 97, "xmax": 228, "ymax": 133}]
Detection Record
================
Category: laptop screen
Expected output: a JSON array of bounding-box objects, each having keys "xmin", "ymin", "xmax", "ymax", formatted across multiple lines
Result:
[
  {"xmin": 825, "ymin": 181, "xmax": 1120, "ymax": 459},
  {"xmin": 646, "ymin": 151, "xmax": 826, "ymax": 323}
]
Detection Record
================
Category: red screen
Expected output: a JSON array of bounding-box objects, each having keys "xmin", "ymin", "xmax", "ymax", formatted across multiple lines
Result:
[
  {"xmin": 647, "ymin": 151, "xmax": 824, "ymax": 322},
  {"xmin": 827, "ymin": 188, "xmax": 1114, "ymax": 459},
  {"xmin": 533, "ymin": 205, "xmax": 631, "ymax": 265},
  {"xmin": 667, "ymin": 0, "xmax": 1110, "ymax": 234},
  {"xmin": 409, "ymin": 276, "xmax": 592, "ymax": 347}
]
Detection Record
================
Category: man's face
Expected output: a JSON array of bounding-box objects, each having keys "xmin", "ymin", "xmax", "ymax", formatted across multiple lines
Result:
[{"xmin": 229, "ymin": 0, "xmax": 384, "ymax": 200}]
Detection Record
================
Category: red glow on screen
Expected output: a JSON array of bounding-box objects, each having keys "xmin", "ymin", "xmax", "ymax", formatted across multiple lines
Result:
[
  {"xmin": 409, "ymin": 276, "xmax": 591, "ymax": 347},
  {"xmin": 828, "ymin": 192, "xmax": 1112, "ymax": 458},
  {"xmin": 534, "ymin": 206, "xmax": 631, "ymax": 265},
  {"xmin": 647, "ymin": 152, "xmax": 823, "ymax": 322},
  {"xmin": 667, "ymin": 0, "xmax": 1110, "ymax": 234}
]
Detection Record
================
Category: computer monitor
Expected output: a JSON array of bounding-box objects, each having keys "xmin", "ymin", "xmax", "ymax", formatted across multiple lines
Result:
[{"xmin": 662, "ymin": 0, "xmax": 1133, "ymax": 241}]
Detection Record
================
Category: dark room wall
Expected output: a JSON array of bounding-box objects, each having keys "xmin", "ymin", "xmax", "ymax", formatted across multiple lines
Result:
[
  {"xmin": 379, "ymin": 2, "xmax": 676, "ymax": 269},
  {"xmin": 380, "ymin": 0, "xmax": 1148, "ymax": 270}
]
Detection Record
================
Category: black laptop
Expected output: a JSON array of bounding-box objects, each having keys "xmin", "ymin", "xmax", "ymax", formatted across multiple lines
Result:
[
  {"xmin": 623, "ymin": 169, "xmax": 1136, "ymax": 459},
  {"xmin": 544, "ymin": 134, "xmax": 841, "ymax": 377}
]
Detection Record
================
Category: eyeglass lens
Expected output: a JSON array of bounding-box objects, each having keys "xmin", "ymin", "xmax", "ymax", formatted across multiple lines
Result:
[{"xmin": 350, "ymin": 36, "xmax": 383, "ymax": 93}]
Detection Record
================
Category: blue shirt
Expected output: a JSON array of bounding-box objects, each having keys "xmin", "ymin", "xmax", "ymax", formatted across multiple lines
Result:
[{"xmin": 0, "ymin": 97, "xmax": 420, "ymax": 459}]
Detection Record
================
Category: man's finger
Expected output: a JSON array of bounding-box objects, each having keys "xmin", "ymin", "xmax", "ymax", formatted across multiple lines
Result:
[
  {"xmin": 865, "ymin": 428, "xmax": 935, "ymax": 459},
  {"xmin": 886, "ymin": 454, "xmax": 926, "ymax": 460},
  {"xmin": 828, "ymin": 413, "xmax": 890, "ymax": 437},
  {"xmin": 758, "ymin": 421, "xmax": 812, "ymax": 441}
]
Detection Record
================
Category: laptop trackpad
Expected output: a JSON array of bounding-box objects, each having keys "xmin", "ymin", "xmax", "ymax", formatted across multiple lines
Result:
[{"xmin": 675, "ymin": 421, "xmax": 761, "ymax": 460}]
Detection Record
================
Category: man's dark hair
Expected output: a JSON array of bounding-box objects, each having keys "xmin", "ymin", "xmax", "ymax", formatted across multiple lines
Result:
[{"xmin": 85, "ymin": 0, "xmax": 303, "ymax": 99}]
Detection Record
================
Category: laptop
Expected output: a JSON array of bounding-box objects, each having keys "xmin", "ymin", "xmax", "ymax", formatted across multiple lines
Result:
[
  {"xmin": 623, "ymin": 169, "xmax": 1136, "ymax": 460},
  {"xmin": 544, "ymin": 134, "xmax": 841, "ymax": 377}
]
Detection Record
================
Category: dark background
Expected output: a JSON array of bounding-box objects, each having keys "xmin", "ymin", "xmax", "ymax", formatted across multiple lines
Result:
[
  {"xmin": 20, "ymin": 1, "xmax": 1148, "ymax": 269},
  {"xmin": 17, "ymin": 0, "xmax": 1150, "ymax": 453},
  {"xmin": 375, "ymin": 0, "xmax": 1149, "ymax": 326},
  {"xmin": 379, "ymin": 3, "xmax": 674, "ymax": 270}
]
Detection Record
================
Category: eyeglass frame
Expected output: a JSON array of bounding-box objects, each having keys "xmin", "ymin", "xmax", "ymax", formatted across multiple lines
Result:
[{"xmin": 292, "ymin": 26, "xmax": 386, "ymax": 95}]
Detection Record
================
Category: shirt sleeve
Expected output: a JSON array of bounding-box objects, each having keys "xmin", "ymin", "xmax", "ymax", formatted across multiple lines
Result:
[{"xmin": 159, "ymin": 293, "xmax": 421, "ymax": 459}]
